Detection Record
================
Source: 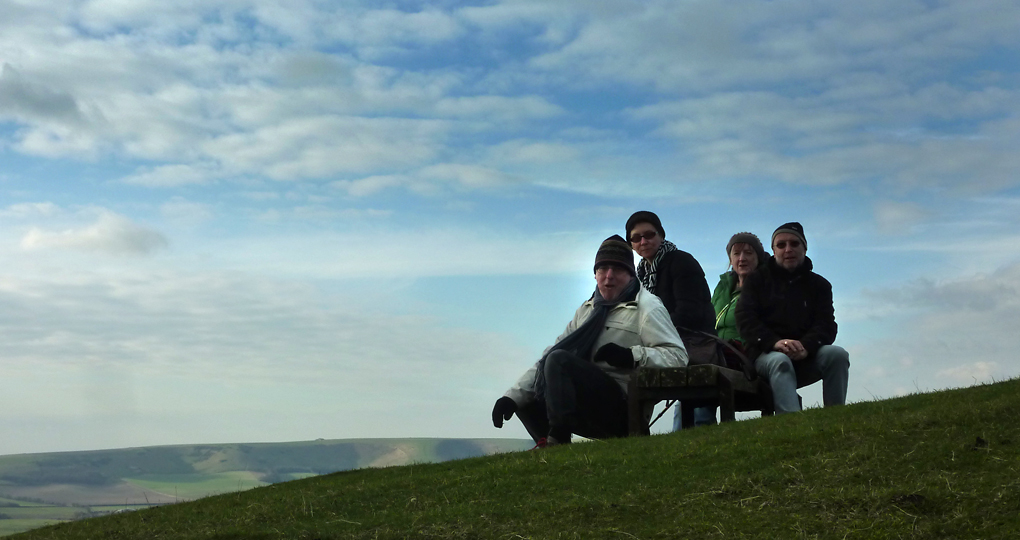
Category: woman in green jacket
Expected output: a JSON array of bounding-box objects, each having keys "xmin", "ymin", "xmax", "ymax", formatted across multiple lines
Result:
[
  {"xmin": 682, "ymin": 232, "xmax": 766, "ymax": 429},
  {"xmin": 712, "ymin": 232, "xmax": 767, "ymax": 347}
]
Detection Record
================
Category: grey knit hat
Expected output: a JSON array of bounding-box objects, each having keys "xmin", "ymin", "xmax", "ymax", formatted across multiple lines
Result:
[
  {"xmin": 771, "ymin": 222, "xmax": 807, "ymax": 251},
  {"xmin": 726, "ymin": 232, "xmax": 766, "ymax": 266},
  {"xmin": 594, "ymin": 235, "xmax": 636, "ymax": 276}
]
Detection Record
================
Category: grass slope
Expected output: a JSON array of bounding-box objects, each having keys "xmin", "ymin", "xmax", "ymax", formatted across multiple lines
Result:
[{"xmin": 13, "ymin": 380, "xmax": 1020, "ymax": 539}]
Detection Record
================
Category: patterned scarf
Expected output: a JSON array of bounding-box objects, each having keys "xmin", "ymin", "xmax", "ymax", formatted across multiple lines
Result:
[
  {"xmin": 636, "ymin": 239, "xmax": 678, "ymax": 292},
  {"xmin": 533, "ymin": 277, "xmax": 641, "ymax": 401}
]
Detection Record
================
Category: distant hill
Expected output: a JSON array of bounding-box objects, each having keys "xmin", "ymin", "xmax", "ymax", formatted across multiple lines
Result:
[{"xmin": 0, "ymin": 437, "xmax": 530, "ymax": 536}]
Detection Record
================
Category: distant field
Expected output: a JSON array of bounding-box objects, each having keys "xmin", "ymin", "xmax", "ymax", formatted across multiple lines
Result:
[{"xmin": 124, "ymin": 472, "xmax": 265, "ymax": 500}]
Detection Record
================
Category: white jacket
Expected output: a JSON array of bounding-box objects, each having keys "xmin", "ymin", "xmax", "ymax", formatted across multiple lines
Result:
[{"xmin": 505, "ymin": 287, "xmax": 688, "ymax": 406}]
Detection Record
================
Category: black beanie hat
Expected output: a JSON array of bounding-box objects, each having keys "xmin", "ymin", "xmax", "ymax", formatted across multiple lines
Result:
[
  {"xmin": 726, "ymin": 232, "xmax": 766, "ymax": 266},
  {"xmin": 772, "ymin": 222, "xmax": 807, "ymax": 251},
  {"xmin": 625, "ymin": 211, "xmax": 665, "ymax": 241},
  {"xmin": 594, "ymin": 235, "xmax": 636, "ymax": 276}
]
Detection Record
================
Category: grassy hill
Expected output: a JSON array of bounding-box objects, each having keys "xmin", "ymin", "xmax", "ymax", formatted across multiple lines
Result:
[
  {"xmin": 11, "ymin": 379, "xmax": 1020, "ymax": 539},
  {"xmin": 0, "ymin": 438, "xmax": 531, "ymax": 537}
]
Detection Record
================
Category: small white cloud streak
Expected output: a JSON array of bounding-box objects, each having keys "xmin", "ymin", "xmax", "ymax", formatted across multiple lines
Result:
[
  {"xmin": 874, "ymin": 200, "xmax": 931, "ymax": 235},
  {"xmin": 21, "ymin": 211, "xmax": 169, "ymax": 256},
  {"xmin": 0, "ymin": 202, "xmax": 60, "ymax": 218},
  {"xmin": 122, "ymin": 164, "xmax": 216, "ymax": 187}
]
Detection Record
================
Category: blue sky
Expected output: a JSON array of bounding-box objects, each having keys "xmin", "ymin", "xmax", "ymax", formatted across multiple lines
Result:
[{"xmin": 1, "ymin": 0, "xmax": 1019, "ymax": 454}]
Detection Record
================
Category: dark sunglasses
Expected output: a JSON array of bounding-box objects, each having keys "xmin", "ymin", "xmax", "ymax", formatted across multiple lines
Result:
[
  {"xmin": 775, "ymin": 240, "xmax": 802, "ymax": 249},
  {"xmin": 629, "ymin": 231, "xmax": 657, "ymax": 243}
]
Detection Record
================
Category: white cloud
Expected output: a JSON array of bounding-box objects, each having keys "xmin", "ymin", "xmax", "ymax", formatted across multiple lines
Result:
[
  {"xmin": 21, "ymin": 211, "xmax": 169, "ymax": 256},
  {"xmin": 874, "ymin": 201, "xmax": 931, "ymax": 235},
  {"xmin": 420, "ymin": 163, "xmax": 522, "ymax": 189},
  {"xmin": 487, "ymin": 139, "xmax": 581, "ymax": 165},
  {"xmin": 433, "ymin": 95, "xmax": 564, "ymax": 121},
  {"xmin": 122, "ymin": 163, "xmax": 217, "ymax": 187},
  {"xmin": 0, "ymin": 202, "xmax": 60, "ymax": 218},
  {"xmin": 330, "ymin": 175, "xmax": 409, "ymax": 197},
  {"xmin": 203, "ymin": 116, "xmax": 448, "ymax": 180}
]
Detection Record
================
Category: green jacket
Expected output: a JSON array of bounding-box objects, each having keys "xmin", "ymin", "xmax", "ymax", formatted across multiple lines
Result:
[{"xmin": 711, "ymin": 272, "xmax": 743, "ymax": 343}]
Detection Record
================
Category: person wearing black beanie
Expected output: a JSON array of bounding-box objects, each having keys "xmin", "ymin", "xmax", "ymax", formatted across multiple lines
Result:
[
  {"xmin": 625, "ymin": 210, "xmax": 717, "ymax": 430},
  {"xmin": 491, "ymin": 235, "xmax": 688, "ymax": 447},
  {"xmin": 736, "ymin": 222, "xmax": 850, "ymax": 414}
]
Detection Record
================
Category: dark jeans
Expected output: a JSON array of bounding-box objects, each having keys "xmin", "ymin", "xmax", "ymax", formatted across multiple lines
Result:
[{"xmin": 517, "ymin": 350, "xmax": 629, "ymax": 442}]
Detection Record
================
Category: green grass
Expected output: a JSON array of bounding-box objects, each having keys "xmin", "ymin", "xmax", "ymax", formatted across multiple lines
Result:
[
  {"xmin": 13, "ymin": 379, "xmax": 1020, "ymax": 539},
  {"xmin": 0, "ymin": 521, "xmax": 54, "ymax": 538}
]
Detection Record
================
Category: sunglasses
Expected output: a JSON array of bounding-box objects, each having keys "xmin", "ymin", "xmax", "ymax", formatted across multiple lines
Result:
[
  {"xmin": 775, "ymin": 240, "xmax": 802, "ymax": 249},
  {"xmin": 629, "ymin": 231, "xmax": 657, "ymax": 243}
]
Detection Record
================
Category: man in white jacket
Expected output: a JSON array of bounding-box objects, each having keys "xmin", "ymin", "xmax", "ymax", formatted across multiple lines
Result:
[{"xmin": 492, "ymin": 235, "xmax": 688, "ymax": 446}]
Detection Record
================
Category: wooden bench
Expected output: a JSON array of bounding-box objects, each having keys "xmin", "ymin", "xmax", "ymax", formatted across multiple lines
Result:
[{"xmin": 627, "ymin": 364, "xmax": 775, "ymax": 435}]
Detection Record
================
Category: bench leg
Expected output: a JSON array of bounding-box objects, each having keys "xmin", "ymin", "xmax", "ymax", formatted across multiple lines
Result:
[
  {"xmin": 717, "ymin": 374, "xmax": 737, "ymax": 423},
  {"xmin": 680, "ymin": 402, "xmax": 696, "ymax": 429},
  {"xmin": 759, "ymin": 382, "xmax": 775, "ymax": 417},
  {"xmin": 627, "ymin": 380, "xmax": 649, "ymax": 436}
]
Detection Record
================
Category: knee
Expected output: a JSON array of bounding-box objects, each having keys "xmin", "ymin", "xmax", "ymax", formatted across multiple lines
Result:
[
  {"xmin": 544, "ymin": 350, "xmax": 574, "ymax": 377},
  {"xmin": 756, "ymin": 352, "xmax": 794, "ymax": 376},
  {"xmin": 817, "ymin": 345, "xmax": 850, "ymax": 371}
]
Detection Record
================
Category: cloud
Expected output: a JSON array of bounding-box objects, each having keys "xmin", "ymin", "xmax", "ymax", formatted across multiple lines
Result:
[
  {"xmin": 850, "ymin": 262, "xmax": 1020, "ymax": 400},
  {"xmin": 122, "ymin": 164, "xmax": 217, "ymax": 187},
  {"xmin": 487, "ymin": 139, "xmax": 581, "ymax": 165},
  {"xmin": 420, "ymin": 163, "xmax": 522, "ymax": 189},
  {"xmin": 1, "ymin": 0, "xmax": 1017, "ymax": 198},
  {"xmin": 330, "ymin": 175, "xmax": 409, "ymax": 197},
  {"xmin": 433, "ymin": 95, "xmax": 564, "ymax": 121},
  {"xmin": 874, "ymin": 201, "xmax": 931, "ymax": 235},
  {"xmin": 0, "ymin": 63, "xmax": 83, "ymax": 125},
  {"xmin": 203, "ymin": 116, "xmax": 448, "ymax": 180},
  {"xmin": 0, "ymin": 269, "xmax": 533, "ymax": 451},
  {"xmin": 21, "ymin": 211, "xmax": 169, "ymax": 255},
  {"xmin": 0, "ymin": 202, "xmax": 60, "ymax": 218}
]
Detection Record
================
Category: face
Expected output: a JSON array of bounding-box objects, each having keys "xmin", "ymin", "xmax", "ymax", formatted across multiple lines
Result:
[
  {"xmin": 629, "ymin": 222, "xmax": 662, "ymax": 261},
  {"xmin": 772, "ymin": 232, "xmax": 806, "ymax": 271},
  {"xmin": 596, "ymin": 264, "xmax": 633, "ymax": 302},
  {"xmin": 729, "ymin": 243, "xmax": 759, "ymax": 278}
]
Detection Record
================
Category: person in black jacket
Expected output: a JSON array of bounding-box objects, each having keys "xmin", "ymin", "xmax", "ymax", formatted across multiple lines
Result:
[
  {"xmin": 625, "ymin": 211, "xmax": 716, "ymax": 428},
  {"xmin": 735, "ymin": 222, "xmax": 850, "ymax": 413}
]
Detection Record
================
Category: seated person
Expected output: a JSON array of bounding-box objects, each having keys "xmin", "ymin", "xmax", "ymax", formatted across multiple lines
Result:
[
  {"xmin": 491, "ymin": 235, "xmax": 688, "ymax": 446},
  {"xmin": 713, "ymin": 232, "xmax": 767, "ymax": 356},
  {"xmin": 689, "ymin": 232, "xmax": 768, "ymax": 425},
  {"xmin": 622, "ymin": 211, "xmax": 716, "ymax": 430},
  {"xmin": 736, "ymin": 222, "xmax": 850, "ymax": 413}
]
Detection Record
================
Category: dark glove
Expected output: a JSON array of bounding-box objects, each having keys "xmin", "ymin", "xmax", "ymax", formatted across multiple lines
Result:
[
  {"xmin": 491, "ymin": 396, "xmax": 517, "ymax": 428},
  {"xmin": 594, "ymin": 342, "xmax": 635, "ymax": 369}
]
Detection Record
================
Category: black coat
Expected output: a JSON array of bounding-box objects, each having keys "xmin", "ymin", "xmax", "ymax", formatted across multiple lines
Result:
[
  {"xmin": 647, "ymin": 250, "xmax": 716, "ymax": 335},
  {"xmin": 735, "ymin": 255, "xmax": 837, "ymax": 361}
]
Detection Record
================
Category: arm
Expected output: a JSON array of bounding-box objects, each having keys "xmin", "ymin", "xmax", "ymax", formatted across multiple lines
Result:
[
  {"xmin": 735, "ymin": 270, "xmax": 782, "ymax": 355},
  {"xmin": 632, "ymin": 297, "xmax": 688, "ymax": 368},
  {"xmin": 797, "ymin": 275, "xmax": 838, "ymax": 357},
  {"xmin": 662, "ymin": 252, "xmax": 714, "ymax": 332}
]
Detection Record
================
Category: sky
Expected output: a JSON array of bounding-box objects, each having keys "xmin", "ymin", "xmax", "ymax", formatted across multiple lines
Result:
[{"xmin": 1, "ymin": 0, "xmax": 1019, "ymax": 455}]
